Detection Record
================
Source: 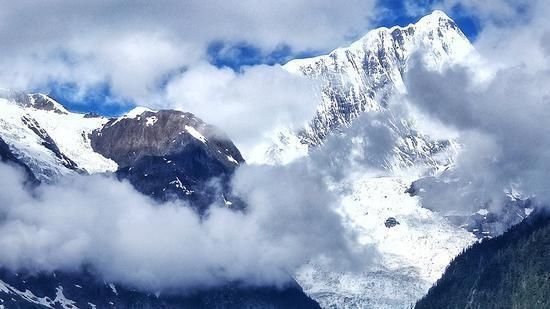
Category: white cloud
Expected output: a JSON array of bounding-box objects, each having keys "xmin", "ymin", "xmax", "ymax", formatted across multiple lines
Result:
[
  {"xmin": 384, "ymin": 0, "xmax": 550, "ymax": 214},
  {"xmin": 0, "ymin": 0, "xmax": 376, "ymax": 103},
  {"xmin": 0, "ymin": 160, "xmax": 370, "ymax": 292},
  {"xmin": 163, "ymin": 63, "xmax": 319, "ymax": 159},
  {"xmin": 0, "ymin": 1, "xmax": 380, "ymax": 156},
  {"xmin": 403, "ymin": 44, "xmax": 550, "ymax": 214}
]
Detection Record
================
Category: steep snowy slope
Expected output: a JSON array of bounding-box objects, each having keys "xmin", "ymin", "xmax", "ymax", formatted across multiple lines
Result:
[
  {"xmin": 0, "ymin": 91, "xmax": 117, "ymax": 181},
  {"xmin": 284, "ymin": 10, "xmax": 472, "ymax": 146},
  {"xmin": 0, "ymin": 136, "xmax": 38, "ymax": 185},
  {"xmin": 27, "ymin": 97, "xmax": 118, "ymax": 174},
  {"xmin": 0, "ymin": 98, "xmax": 82, "ymax": 181}
]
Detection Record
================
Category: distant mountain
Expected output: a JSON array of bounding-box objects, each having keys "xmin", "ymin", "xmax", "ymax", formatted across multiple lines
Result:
[
  {"xmin": 0, "ymin": 92, "xmax": 243, "ymax": 210},
  {"xmin": 90, "ymin": 107, "xmax": 244, "ymax": 211},
  {"xmin": 0, "ymin": 92, "xmax": 318, "ymax": 308},
  {"xmin": 416, "ymin": 209, "xmax": 550, "ymax": 309}
]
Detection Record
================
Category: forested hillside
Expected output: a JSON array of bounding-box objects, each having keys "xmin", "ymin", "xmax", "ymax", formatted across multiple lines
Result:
[{"xmin": 416, "ymin": 209, "xmax": 550, "ymax": 309}]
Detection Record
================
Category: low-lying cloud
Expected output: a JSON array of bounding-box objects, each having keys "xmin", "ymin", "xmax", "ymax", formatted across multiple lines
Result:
[{"xmin": 0, "ymin": 159, "xmax": 368, "ymax": 293}]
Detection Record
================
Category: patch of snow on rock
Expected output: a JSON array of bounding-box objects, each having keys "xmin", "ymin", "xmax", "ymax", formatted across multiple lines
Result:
[{"xmin": 184, "ymin": 125, "xmax": 207, "ymax": 143}]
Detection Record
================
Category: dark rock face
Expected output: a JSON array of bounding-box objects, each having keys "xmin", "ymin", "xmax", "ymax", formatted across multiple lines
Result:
[
  {"xmin": 385, "ymin": 217, "xmax": 400, "ymax": 228},
  {"xmin": 90, "ymin": 109, "xmax": 244, "ymax": 210},
  {"xmin": 91, "ymin": 110, "xmax": 243, "ymax": 168},
  {"xmin": 115, "ymin": 147, "xmax": 237, "ymax": 212},
  {"xmin": 0, "ymin": 269, "xmax": 320, "ymax": 309}
]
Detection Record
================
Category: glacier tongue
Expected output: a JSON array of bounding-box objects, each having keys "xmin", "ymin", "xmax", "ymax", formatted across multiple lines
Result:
[{"xmin": 295, "ymin": 176, "xmax": 476, "ymax": 309}]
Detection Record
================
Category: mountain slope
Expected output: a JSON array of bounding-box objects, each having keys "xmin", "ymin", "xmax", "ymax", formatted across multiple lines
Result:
[
  {"xmin": 277, "ymin": 11, "xmax": 488, "ymax": 308},
  {"xmin": 416, "ymin": 210, "xmax": 550, "ymax": 309},
  {"xmin": 0, "ymin": 93, "xmax": 244, "ymax": 210},
  {"xmin": 0, "ymin": 269, "xmax": 320, "ymax": 309},
  {"xmin": 0, "ymin": 136, "xmax": 39, "ymax": 185}
]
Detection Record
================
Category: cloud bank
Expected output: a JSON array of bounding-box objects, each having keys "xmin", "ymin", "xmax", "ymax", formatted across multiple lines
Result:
[
  {"xmin": 399, "ymin": 0, "xmax": 550, "ymax": 214},
  {"xmin": 2, "ymin": 1, "xmax": 377, "ymax": 159},
  {"xmin": 0, "ymin": 160, "xmax": 368, "ymax": 293}
]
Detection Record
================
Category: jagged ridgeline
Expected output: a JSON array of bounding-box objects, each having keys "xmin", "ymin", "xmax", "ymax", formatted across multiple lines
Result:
[
  {"xmin": 284, "ymin": 10, "xmax": 471, "ymax": 147},
  {"xmin": 416, "ymin": 210, "xmax": 550, "ymax": 309},
  {"xmin": 267, "ymin": 10, "xmax": 473, "ymax": 169}
]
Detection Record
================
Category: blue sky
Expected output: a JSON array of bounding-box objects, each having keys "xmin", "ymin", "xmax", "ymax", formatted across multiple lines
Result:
[
  {"xmin": 208, "ymin": 1, "xmax": 480, "ymax": 71},
  {"xmin": 44, "ymin": 0, "xmax": 481, "ymax": 117}
]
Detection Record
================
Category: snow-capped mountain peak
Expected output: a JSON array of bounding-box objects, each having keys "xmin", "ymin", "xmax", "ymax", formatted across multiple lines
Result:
[
  {"xmin": 267, "ymin": 11, "xmax": 473, "ymax": 171},
  {"xmin": 285, "ymin": 10, "xmax": 471, "ymax": 77},
  {"xmin": 267, "ymin": 11, "xmax": 483, "ymax": 308},
  {"xmin": 0, "ymin": 92, "xmax": 244, "ymax": 186}
]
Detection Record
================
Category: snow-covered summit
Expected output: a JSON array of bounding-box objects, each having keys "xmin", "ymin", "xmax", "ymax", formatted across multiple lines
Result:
[
  {"xmin": 278, "ymin": 11, "xmax": 481, "ymax": 308},
  {"xmin": 284, "ymin": 10, "xmax": 473, "ymax": 146},
  {"xmin": 285, "ymin": 10, "xmax": 471, "ymax": 77},
  {"xmin": 263, "ymin": 11, "xmax": 473, "ymax": 170}
]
